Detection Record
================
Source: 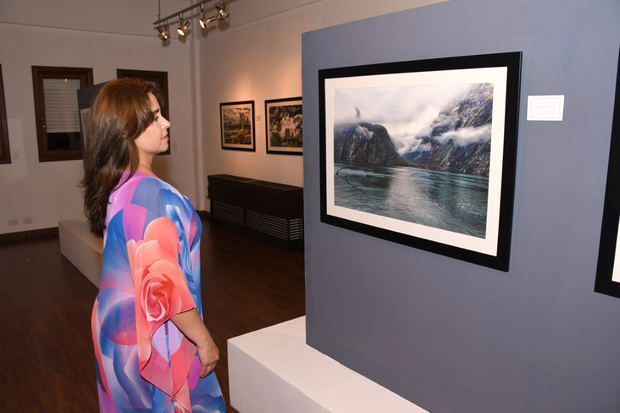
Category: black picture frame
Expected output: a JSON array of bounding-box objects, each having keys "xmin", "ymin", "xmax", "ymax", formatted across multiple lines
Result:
[
  {"xmin": 220, "ymin": 100, "xmax": 255, "ymax": 151},
  {"xmin": 265, "ymin": 97, "xmax": 303, "ymax": 155},
  {"xmin": 594, "ymin": 50, "xmax": 620, "ymax": 299},
  {"xmin": 319, "ymin": 52, "xmax": 522, "ymax": 271}
]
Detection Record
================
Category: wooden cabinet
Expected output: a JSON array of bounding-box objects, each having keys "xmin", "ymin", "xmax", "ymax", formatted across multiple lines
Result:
[{"xmin": 207, "ymin": 174, "xmax": 303, "ymax": 246}]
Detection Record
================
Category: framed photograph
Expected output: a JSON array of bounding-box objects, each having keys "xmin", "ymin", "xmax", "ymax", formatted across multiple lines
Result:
[
  {"xmin": 319, "ymin": 52, "xmax": 522, "ymax": 271},
  {"xmin": 117, "ymin": 69, "xmax": 170, "ymax": 155},
  {"xmin": 265, "ymin": 97, "xmax": 303, "ymax": 155},
  {"xmin": 220, "ymin": 100, "xmax": 255, "ymax": 151},
  {"xmin": 594, "ymin": 50, "xmax": 620, "ymax": 299}
]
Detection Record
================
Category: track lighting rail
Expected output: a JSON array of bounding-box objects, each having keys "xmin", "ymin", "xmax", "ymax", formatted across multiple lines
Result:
[
  {"xmin": 153, "ymin": 0, "xmax": 212, "ymax": 26},
  {"xmin": 154, "ymin": 0, "xmax": 229, "ymax": 42}
]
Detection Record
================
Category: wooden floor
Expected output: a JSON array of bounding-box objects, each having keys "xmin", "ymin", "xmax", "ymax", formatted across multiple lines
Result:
[{"xmin": 0, "ymin": 219, "xmax": 305, "ymax": 412}]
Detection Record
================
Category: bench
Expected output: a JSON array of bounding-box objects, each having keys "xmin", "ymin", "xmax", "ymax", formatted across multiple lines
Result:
[
  {"xmin": 228, "ymin": 317, "xmax": 428, "ymax": 413},
  {"xmin": 58, "ymin": 218, "xmax": 103, "ymax": 288}
]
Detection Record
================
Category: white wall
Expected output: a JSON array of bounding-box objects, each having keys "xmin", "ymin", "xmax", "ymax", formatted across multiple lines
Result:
[
  {"xmin": 0, "ymin": 0, "xmax": 183, "ymax": 37},
  {"xmin": 198, "ymin": 0, "xmax": 447, "ymax": 210},
  {"xmin": 0, "ymin": 0, "xmax": 197, "ymax": 234},
  {"xmin": 0, "ymin": 0, "xmax": 448, "ymax": 232}
]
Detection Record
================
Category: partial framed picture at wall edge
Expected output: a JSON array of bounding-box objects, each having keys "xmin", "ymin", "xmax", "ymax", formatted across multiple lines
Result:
[
  {"xmin": 265, "ymin": 97, "xmax": 303, "ymax": 155},
  {"xmin": 594, "ymin": 49, "xmax": 620, "ymax": 299},
  {"xmin": 0, "ymin": 64, "xmax": 10, "ymax": 164},
  {"xmin": 220, "ymin": 100, "xmax": 255, "ymax": 151},
  {"xmin": 319, "ymin": 52, "xmax": 522, "ymax": 271}
]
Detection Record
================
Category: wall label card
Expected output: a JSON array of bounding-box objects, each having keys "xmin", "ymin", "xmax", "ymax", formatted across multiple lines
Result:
[{"xmin": 527, "ymin": 95, "xmax": 564, "ymax": 121}]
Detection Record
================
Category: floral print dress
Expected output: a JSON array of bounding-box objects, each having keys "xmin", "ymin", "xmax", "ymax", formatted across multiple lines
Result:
[{"xmin": 91, "ymin": 171, "xmax": 225, "ymax": 413}]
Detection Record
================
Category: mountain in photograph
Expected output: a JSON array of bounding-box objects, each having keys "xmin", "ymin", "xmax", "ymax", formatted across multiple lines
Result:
[
  {"xmin": 401, "ymin": 83, "xmax": 493, "ymax": 176},
  {"xmin": 334, "ymin": 122, "xmax": 409, "ymax": 167},
  {"xmin": 334, "ymin": 83, "xmax": 494, "ymax": 176}
]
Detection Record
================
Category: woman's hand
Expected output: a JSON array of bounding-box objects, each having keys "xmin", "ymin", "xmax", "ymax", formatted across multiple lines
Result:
[
  {"xmin": 196, "ymin": 334, "xmax": 219, "ymax": 377},
  {"xmin": 170, "ymin": 308, "xmax": 219, "ymax": 377}
]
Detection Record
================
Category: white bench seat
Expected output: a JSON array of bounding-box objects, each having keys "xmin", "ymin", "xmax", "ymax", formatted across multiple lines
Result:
[
  {"xmin": 58, "ymin": 218, "xmax": 103, "ymax": 288},
  {"xmin": 228, "ymin": 316, "xmax": 428, "ymax": 413}
]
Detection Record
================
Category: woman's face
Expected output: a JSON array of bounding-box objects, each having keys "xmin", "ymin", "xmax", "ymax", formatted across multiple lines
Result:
[{"xmin": 134, "ymin": 92, "xmax": 170, "ymax": 160}]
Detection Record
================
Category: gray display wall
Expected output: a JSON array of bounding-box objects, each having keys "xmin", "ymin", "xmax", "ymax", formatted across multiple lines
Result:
[{"xmin": 302, "ymin": 0, "xmax": 620, "ymax": 412}]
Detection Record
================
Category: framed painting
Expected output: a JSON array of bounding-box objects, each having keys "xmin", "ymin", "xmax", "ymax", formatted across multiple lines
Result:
[
  {"xmin": 594, "ymin": 50, "xmax": 620, "ymax": 299},
  {"xmin": 220, "ymin": 100, "xmax": 255, "ymax": 151},
  {"xmin": 117, "ymin": 69, "xmax": 170, "ymax": 155},
  {"xmin": 319, "ymin": 52, "xmax": 522, "ymax": 271},
  {"xmin": 265, "ymin": 97, "xmax": 303, "ymax": 155}
]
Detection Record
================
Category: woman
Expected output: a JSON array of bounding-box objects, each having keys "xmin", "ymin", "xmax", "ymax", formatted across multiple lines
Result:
[{"xmin": 83, "ymin": 78, "xmax": 226, "ymax": 412}]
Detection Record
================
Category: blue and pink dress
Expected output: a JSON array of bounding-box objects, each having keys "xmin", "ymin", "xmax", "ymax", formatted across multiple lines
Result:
[{"xmin": 91, "ymin": 170, "xmax": 225, "ymax": 413}]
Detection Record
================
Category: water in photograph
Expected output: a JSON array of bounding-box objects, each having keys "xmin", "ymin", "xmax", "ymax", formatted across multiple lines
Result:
[{"xmin": 334, "ymin": 163, "xmax": 488, "ymax": 238}]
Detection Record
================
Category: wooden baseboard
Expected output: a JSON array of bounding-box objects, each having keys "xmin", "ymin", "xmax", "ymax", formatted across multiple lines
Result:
[{"xmin": 0, "ymin": 227, "xmax": 59, "ymax": 243}]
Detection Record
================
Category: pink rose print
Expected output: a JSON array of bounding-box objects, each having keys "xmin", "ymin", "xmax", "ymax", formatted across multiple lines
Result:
[
  {"xmin": 127, "ymin": 217, "xmax": 196, "ymax": 411},
  {"xmin": 141, "ymin": 261, "xmax": 184, "ymax": 322}
]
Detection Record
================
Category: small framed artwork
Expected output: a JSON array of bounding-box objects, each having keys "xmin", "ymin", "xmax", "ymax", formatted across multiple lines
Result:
[
  {"xmin": 220, "ymin": 100, "xmax": 255, "ymax": 151},
  {"xmin": 319, "ymin": 52, "xmax": 522, "ymax": 271},
  {"xmin": 594, "ymin": 50, "xmax": 620, "ymax": 299},
  {"xmin": 265, "ymin": 97, "xmax": 303, "ymax": 155}
]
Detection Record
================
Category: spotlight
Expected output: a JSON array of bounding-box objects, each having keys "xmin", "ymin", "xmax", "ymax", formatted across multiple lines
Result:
[
  {"xmin": 153, "ymin": 0, "xmax": 232, "ymax": 42},
  {"xmin": 199, "ymin": 4, "xmax": 207, "ymax": 29},
  {"xmin": 216, "ymin": 2, "xmax": 229, "ymax": 21},
  {"xmin": 200, "ymin": 15, "xmax": 216, "ymax": 29},
  {"xmin": 158, "ymin": 23, "xmax": 169, "ymax": 41},
  {"xmin": 176, "ymin": 14, "xmax": 190, "ymax": 36}
]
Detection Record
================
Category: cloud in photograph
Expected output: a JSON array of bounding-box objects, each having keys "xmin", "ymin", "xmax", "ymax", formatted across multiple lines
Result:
[{"xmin": 334, "ymin": 83, "xmax": 475, "ymax": 153}]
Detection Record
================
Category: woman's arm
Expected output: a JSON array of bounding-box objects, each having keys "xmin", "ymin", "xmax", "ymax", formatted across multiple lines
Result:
[{"xmin": 170, "ymin": 309, "xmax": 219, "ymax": 377}]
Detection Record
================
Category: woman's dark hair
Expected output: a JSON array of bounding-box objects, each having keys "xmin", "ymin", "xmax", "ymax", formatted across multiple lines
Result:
[{"xmin": 82, "ymin": 78, "xmax": 163, "ymax": 236}]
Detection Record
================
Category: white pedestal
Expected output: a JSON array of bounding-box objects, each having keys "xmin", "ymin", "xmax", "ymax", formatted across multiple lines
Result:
[
  {"xmin": 58, "ymin": 218, "xmax": 103, "ymax": 288},
  {"xmin": 228, "ymin": 316, "xmax": 428, "ymax": 413}
]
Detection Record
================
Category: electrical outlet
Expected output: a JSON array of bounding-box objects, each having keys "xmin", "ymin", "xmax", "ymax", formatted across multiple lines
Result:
[
  {"xmin": 8, "ymin": 218, "xmax": 18, "ymax": 226},
  {"xmin": 21, "ymin": 217, "xmax": 33, "ymax": 224}
]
